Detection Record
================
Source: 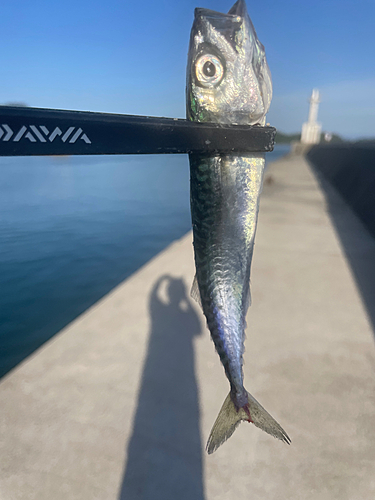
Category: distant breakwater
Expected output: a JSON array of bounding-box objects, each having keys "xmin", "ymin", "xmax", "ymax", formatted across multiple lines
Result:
[{"xmin": 307, "ymin": 143, "xmax": 375, "ymax": 239}]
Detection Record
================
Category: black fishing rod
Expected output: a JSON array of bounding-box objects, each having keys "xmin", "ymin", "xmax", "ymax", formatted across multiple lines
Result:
[{"xmin": 0, "ymin": 106, "xmax": 275, "ymax": 157}]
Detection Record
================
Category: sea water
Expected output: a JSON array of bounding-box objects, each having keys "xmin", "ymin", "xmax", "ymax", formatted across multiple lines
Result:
[{"xmin": 0, "ymin": 145, "xmax": 289, "ymax": 377}]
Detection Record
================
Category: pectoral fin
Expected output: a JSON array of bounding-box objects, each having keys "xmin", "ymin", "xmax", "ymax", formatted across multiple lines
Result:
[{"xmin": 190, "ymin": 274, "xmax": 203, "ymax": 309}]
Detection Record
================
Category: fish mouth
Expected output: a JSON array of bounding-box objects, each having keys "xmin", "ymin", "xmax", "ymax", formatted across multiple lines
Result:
[
  {"xmin": 194, "ymin": 1, "xmax": 246, "ymax": 53},
  {"xmin": 228, "ymin": 0, "xmax": 248, "ymax": 17},
  {"xmin": 195, "ymin": 0, "xmax": 248, "ymax": 19}
]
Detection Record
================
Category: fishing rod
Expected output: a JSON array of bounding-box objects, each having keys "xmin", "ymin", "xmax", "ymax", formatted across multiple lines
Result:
[{"xmin": 0, "ymin": 106, "xmax": 275, "ymax": 157}]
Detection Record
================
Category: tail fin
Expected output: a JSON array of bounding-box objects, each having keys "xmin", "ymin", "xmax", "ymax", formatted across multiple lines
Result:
[{"xmin": 206, "ymin": 390, "xmax": 291, "ymax": 454}]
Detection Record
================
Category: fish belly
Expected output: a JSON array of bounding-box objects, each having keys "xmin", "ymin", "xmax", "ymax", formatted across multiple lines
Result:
[{"xmin": 189, "ymin": 153, "xmax": 265, "ymax": 395}]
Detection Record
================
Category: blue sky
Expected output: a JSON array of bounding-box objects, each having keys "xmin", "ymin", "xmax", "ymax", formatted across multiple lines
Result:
[{"xmin": 1, "ymin": 0, "xmax": 374, "ymax": 139}]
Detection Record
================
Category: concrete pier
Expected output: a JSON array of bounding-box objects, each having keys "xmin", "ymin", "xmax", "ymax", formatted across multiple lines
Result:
[{"xmin": 1, "ymin": 154, "xmax": 375, "ymax": 499}]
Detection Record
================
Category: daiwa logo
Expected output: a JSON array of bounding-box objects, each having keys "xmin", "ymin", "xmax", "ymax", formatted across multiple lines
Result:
[{"xmin": 0, "ymin": 124, "xmax": 91, "ymax": 144}]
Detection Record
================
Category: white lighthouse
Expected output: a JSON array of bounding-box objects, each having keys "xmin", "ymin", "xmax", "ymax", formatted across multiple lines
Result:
[{"xmin": 301, "ymin": 89, "xmax": 321, "ymax": 145}]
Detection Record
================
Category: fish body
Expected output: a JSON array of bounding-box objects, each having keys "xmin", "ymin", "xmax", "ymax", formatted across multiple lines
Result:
[{"xmin": 187, "ymin": 0, "xmax": 290, "ymax": 453}]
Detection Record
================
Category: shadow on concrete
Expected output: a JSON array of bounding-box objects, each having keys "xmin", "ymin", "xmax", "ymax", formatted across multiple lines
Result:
[
  {"xmin": 308, "ymin": 161, "xmax": 375, "ymax": 341},
  {"xmin": 118, "ymin": 275, "xmax": 205, "ymax": 500},
  {"xmin": 307, "ymin": 143, "xmax": 375, "ymax": 239}
]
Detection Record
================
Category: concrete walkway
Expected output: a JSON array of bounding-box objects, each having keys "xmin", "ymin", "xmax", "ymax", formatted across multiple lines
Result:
[{"xmin": 1, "ymin": 154, "xmax": 375, "ymax": 499}]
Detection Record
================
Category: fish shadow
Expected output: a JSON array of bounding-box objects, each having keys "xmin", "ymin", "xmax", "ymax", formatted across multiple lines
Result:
[{"xmin": 118, "ymin": 275, "xmax": 205, "ymax": 500}]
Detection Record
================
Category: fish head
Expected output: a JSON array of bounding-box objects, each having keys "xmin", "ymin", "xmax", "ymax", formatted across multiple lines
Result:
[{"xmin": 186, "ymin": 0, "xmax": 272, "ymax": 125}]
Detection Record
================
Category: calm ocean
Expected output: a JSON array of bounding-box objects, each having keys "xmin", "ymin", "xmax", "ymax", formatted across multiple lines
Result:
[{"xmin": 0, "ymin": 145, "xmax": 289, "ymax": 377}]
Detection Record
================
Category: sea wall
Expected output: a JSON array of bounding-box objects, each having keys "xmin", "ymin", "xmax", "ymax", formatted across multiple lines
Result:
[{"xmin": 307, "ymin": 143, "xmax": 375, "ymax": 238}]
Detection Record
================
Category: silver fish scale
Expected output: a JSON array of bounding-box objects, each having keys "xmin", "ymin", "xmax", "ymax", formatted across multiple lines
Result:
[{"xmin": 190, "ymin": 152, "xmax": 264, "ymax": 403}]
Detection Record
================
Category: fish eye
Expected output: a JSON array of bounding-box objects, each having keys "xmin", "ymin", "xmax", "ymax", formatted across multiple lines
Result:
[
  {"xmin": 195, "ymin": 54, "xmax": 224, "ymax": 88},
  {"xmin": 203, "ymin": 61, "xmax": 215, "ymax": 77}
]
